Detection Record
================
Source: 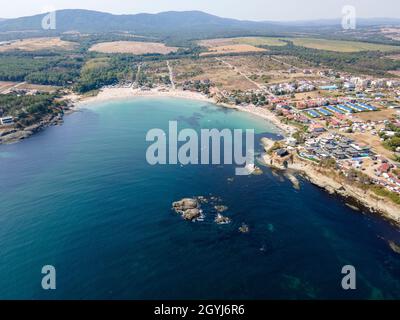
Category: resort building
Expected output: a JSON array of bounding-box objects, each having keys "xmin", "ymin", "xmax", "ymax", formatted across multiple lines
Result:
[{"xmin": 0, "ymin": 116, "xmax": 14, "ymax": 126}]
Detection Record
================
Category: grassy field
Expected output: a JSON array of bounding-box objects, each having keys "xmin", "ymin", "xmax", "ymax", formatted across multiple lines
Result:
[
  {"xmin": 0, "ymin": 37, "xmax": 77, "ymax": 52},
  {"xmin": 171, "ymin": 57, "xmax": 258, "ymax": 91},
  {"xmin": 283, "ymin": 37, "xmax": 400, "ymax": 52},
  {"xmin": 232, "ymin": 37, "xmax": 287, "ymax": 46},
  {"xmin": 199, "ymin": 37, "xmax": 286, "ymax": 47},
  {"xmin": 200, "ymin": 44, "xmax": 267, "ymax": 56},
  {"xmin": 83, "ymin": 58, "xmax": 111, "ymax": 71},
  {"xmin": 200, "ymin": 36, "xmax": 400, "ymax": 53},
  {"xmin": 89, "ymin": 41, "xmax": 179, "ymax": 55}
]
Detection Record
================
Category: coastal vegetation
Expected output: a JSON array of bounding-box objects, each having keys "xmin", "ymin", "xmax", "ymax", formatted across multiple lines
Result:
[
  {"xmin": 381, "ymin": 122, "xmax": 400, "ymax": 152},
  {"xmin": 0, "ymin": 52, "xmax": 84, "ymax": 85},
  {"xmin": 0, "ymin": 93, "xmax": 65, "ymax": 126},
  {"xmin": 371, "ymin": 185, "xmax": 400, "ymax": 205}
]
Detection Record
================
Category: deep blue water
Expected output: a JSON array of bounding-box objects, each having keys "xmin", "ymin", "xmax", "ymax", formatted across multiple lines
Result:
[{"xmin": 0, "ymin": 97, "xmax": 399, "ymax": 300}]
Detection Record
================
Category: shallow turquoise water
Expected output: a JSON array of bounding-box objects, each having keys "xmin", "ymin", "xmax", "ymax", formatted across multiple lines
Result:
[{"xmin": 0, "ymin": 97, "xmax": 399, "ymax": 300}]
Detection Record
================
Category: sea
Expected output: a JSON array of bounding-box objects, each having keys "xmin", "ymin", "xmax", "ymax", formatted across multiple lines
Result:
[{"xmin": 0, "ymin": 97, "xmax": 399, "ymax": 299}]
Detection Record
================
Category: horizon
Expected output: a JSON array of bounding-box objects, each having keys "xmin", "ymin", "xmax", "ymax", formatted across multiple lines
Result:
[
  {"xmin": 1, "ymin": 8, "xmax": 399, "ymax": 23},
  {"xmin": 1, "ymin": 0, "xmax": 399, "ymax": 21}
]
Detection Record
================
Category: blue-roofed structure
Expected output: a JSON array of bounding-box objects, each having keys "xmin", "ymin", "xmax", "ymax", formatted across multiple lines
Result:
[
  {"xmin": 307, "ymin": 110, "xmax": 320, "ymax": 118},
  {"xmin": 346, "ymin": 103, "xmax": 366, "ymax": 112},
  {"xmin": 358, "ymin": 103, "xmax": 377, "ymax": 111},
  {"xmin": 319, "ymin": 85, "xmax": 338, "ymax": 90},
  {"xmin": 326, "ymin": 105, "xmax": 344, "ymax": 114},
  {"xmin": 318, "ymin": 108, "xmax": 332, "ymax": 116},
  {"xmin": 337, "ymin": 104, "xmax": 354, "ymax": 113}
]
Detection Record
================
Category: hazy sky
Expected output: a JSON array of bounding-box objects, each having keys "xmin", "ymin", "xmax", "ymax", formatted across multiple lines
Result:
[{"xmin": 1, "ymin": 0, "xmax": 399, "ymax": 21}]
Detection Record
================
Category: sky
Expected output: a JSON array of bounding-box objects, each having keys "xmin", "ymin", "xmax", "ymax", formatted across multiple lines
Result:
[{"xmin": 0, "ymin": 0, "xmax": 399, "ymax": 21}]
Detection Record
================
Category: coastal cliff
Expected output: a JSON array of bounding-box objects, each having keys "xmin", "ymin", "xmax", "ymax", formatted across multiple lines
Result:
[
  {"xmin": 261, "ymin": 138, "xmax": 400, "ymax": 226},
  {"xmin": 295, "ymin": 159, "xmax": 400, "ymax": 226}
]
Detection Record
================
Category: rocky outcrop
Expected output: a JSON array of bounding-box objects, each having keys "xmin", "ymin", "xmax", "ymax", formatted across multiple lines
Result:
[
  {"xmin": 215, "ymin": 214, "xmax": 231, "ymax": 225},
  {"xmin": 239, "ymin": 223, "xmax": 250, "ymax": 233},
  {"xmin": 0, "ymin": 130, "xmax": 32, "ymax": 144},
  {"xmin": 389, "ymin": 241, "xmax": 400, "ymax": 254},
  {"xmin": 285, "ymin": 173, "xmax": 300, "ymax": 190},
  {"xmin": 172, "ymin": 198, "xmax": 202, "ymax": 221},
  {"xmin": 214, "ymin": 205, "xmax": 228, "ymax": 213},
  {"xmin": 252, "ymin": 166, "xmax": 263, "ymax": 175},
  {"xmin": 173, "ymin": 198, "xmax": 199, "ymax": 211},
  {"xmin": 0, "ymin": 113, "xmax": 64, "ymax": 145},
  {"xmin": 182, "ymin": 208, "xmax": 202, "ymax": 221}
]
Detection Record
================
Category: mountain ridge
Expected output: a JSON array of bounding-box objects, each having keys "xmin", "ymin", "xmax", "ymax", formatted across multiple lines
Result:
[{"xmin": 0, "ymin": 10, "xmax": 399, "ymax": 41}]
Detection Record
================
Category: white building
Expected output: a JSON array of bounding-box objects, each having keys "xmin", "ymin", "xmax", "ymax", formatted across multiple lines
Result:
[{"xmin": 0, "ymin": 116, "xmax": 14, "ymax": 125}]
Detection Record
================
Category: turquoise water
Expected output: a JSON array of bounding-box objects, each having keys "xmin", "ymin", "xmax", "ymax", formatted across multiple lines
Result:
[{"xmin": 0, "ymin": 97, "xmax": 399, "ymax": 300}]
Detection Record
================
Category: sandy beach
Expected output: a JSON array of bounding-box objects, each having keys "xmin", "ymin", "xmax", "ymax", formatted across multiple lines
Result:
[
  {"xmin": 75, "ymin": 87, "xmax": 215, "ymax": 107},
  {"xmin": 73, "ymin": 87, "xmax": 291, "ymax": 136}
]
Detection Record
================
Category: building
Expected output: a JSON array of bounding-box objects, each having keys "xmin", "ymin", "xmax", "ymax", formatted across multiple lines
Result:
[
  {"xmin": 0, "ymin": 116, "xmax": 14, "ymax": 126},
  {"xmin": 308, "ymin": 123, "xmax": 326, "ymax": 134},
  {"xmin": 376, "ymin": 163, "xmax": 392, "ymax": 176},
  {"xmin": 344, "ymin": 82, "xmax": 356, "ymax": 91}
]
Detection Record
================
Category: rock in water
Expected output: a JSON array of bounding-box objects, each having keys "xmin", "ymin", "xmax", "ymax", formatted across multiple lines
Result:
[
  {"xmin": 172, "ymin": 198, "xmax": 199, "ymax": 213},
  {"xmin": 285, "ymin": 173, "xmax": 300, "ymax": 190},
  {"xmin": 252, "ymin": 166, "xmax": 263, "ymax": 175},
  {"xmin": 389, "ymin": 241, "xmax": 400, "ymax": 254},
  {"xmin": 214, "ymin": 205, "xmax": 228, "ymax": 213},
  {"xmin": 239, "ymin": 223, "xmax": 250, "ymax": 233},
  {"xmin": 172, "ymin": 198, "xmax": 202, "ymax": 221},
  {"xmin": 196, "ymin": 196, "xmax": 208, "ymax": 204},
  {"xmin": 215, "ymin": 214, "xmax": 231, "ymax": 225},
  {"xmin": 267, "ymin": 224, "xmax": 275, "ymax": 233},
  {"xmin": 182, "ymin": 208, "xmax": 202, "ymax": 221}
]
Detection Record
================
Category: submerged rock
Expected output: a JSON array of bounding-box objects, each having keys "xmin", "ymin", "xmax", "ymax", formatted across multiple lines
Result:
[
  {"xmin": 196, "ymin": 196, "xmax": 208, "ymax": 204},
  {"xmin": 345, "ymin": 203, "xmax": 360, "ymax": 211},
  {"xmin": 252, "ymin": 166, "xmax": 263, "ymax": 176},
  {"xmin": 239, "ymin": 223, "xmax": 250, "ymax": 233},
  {"xmin": 285, "ymin": 173, "xmax": 300, "ymax": 190},
  {"xmin": 214, "ymin": 205, "xmax": 228, "ymax": 213},
  {"xmin": 215, "ymin": 214, "xmax": 231, "ymax": 225},
  {"xmin": 267, "ymin": 224, "xmax": 275, "ymax": 233},
  {"xmin": 389, "ymin": 241, "xmax": 400, "ymax": 255}
]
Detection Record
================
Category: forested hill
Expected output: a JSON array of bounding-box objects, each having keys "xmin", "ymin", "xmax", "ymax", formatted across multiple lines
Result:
[{"xmin": 0, "ymin": 9, "xmax": 292, "ymax": 37}]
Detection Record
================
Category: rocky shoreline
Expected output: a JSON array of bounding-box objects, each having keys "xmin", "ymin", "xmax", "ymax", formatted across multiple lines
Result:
[
  {"xmin": 260, "ymin": 140, "xmax": 400, "ymax": 227},
  {"xmin": 0, "ymin": 113, "xmax": 64, "ymax": 145},
  {"xmin": 299, "ymin": 163, "xmax": 400, "ymax": 227}
]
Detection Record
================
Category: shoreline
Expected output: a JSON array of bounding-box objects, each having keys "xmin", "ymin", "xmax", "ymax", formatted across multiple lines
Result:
[
  {"xmin": 75, "ymin": 87, "xmax": 292, "ymax": 136},
  {"xmin": 75, "ymin": 87, "xmax": 217, "ymax": 108},
  {"xmin": 2, "ymin": 86, "xmax": 399, "ymax": 227},
  {"xmin": 49, "ymin": 87, "xmax": 400, "ymax": 224},
  {"xmin": 1, "ymin": 86, "xmax": 289, "ymax": 145}
]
